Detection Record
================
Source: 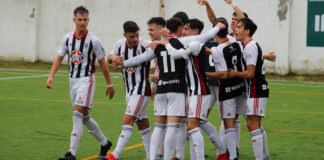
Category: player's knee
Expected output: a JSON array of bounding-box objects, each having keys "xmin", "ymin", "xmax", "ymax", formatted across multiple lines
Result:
[
  {"xmin": 73, "ymin": 111, "xmax": 84, "ymax": 118},
  {"xmin": 122, "ymin": 115, "xmax": 135, "ymax": 125}
]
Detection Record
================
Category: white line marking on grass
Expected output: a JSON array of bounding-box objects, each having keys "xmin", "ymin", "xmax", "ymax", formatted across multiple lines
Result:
[{"xmin": 0, "ymin": 74, "xmax": 50, "ymax": 80}]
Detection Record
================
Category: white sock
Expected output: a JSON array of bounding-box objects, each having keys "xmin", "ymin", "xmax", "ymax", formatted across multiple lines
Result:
[
  {"xmin": 189, "ymin": 135, "xmax": 197, "ymax": 160},
  {"xmin": 261, "ymin": 128, "xmax": 269, "ymax": 159},
  {"xmin": 175, "ymin": 122, "xmax": 186, "ymax": 159},
  {"xmin": 188, "ymin": 128, "xmax": 205, "ymax": 160},
  {"xmin": 157, "ymin": 128, "xmax": 166, "ymax": 157},
  {"xmin": 140, "ymin": 127, "xmax": 152, "ymax": 160},
  {"xmin": 150, "ymin": 123, "xmax": 166, "ymax": 160},
  {"xmin": 113, "ymin": 125, "xmax": 133, "ymax": 159},
  {"xmin": 164, "ymin": 123, "xmax": 180, "ymax": 160},
  {"xmin": 69, "ymin": 111, "xmax": 84, "ymax": 156},
  {"xmin": 199, "ymin": 120, "xmax": 226, "ymax": 154},
  {"xmin": 225, "ymin": 128, "xmax": 237, "ymax": 160},
  {"xmin": 83, "ymin": 115, "xmax": 107, "ymax": 146},
  {"xmin": 234, "ymin": 120, "xmax": 241, "ymax": 149},
  {"xmin": 219, "ymin": 120, "xmax": 225, "ymax": 145},
  {"xmin": 250, "ymin": 129, "xmax": 263, "ymax": 160}
]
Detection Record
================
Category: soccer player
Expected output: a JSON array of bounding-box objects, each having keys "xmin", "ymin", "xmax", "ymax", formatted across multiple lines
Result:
[
  {"xmin": 46, "ymin": 6, "xmax": 115, "ymax": 160},
  {"xmin": 229, "ymin": 18, "xmax": 270, "ymax": 160},
  {"xmin": 106, "ymin": 21, "xmax": 152, "ymax": 160}
]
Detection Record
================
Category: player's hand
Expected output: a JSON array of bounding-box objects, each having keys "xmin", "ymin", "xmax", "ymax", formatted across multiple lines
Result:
[
  {"xmin": 197, "ymin": 0, "xmax": 208, "ymax": 6},
  {"xmin": 216, "ymin": 22, "xmax": 226, "ymax": 29},
  {"xmin": 151, "ymin": 87, "xmax": 156, "ymax": 100},
  {"xmin": 159, "ymin": 38, "xmax": 169, "ymax": 46},
  {"xmin": 161, "ymin": 28, "xmax": 171, "ymax": 38},
  {"xmin": 205, "ymin": 47, "xmax": 212, "ymax": 55},
  {"xmin": 146, "ymin": 41, "xmax": 158, "ymax": 50},
  {"xmin": 228, "ymin": 69, "xmax": 235, "ymax": 78},
  {"xmin": 151, "ymin": 74, "xmax": 159, "ymax": 83},
  {"xmin": 263, "ymin": 52, "xmax": 276, "ymax": 62},
  {"xmin": 224, "ymin": 0, "xmax": 233, "ymax": 4},
  {"xmin": 46, "ymin": 77, "xmax": 54, "ymax": 89},
  {"xmin": 106, "ymin": 85, "xmax": 115, "ymax": 99}
]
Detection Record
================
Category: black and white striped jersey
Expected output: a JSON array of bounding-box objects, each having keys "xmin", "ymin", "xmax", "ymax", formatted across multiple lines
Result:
[
  {"xmin": 204, "ymin": 38, "xmax": 219, "ymax": 86},
  {"xmin": 186, "ymin": 46, "xmax": 210, "ymax": 96},
  {"xmin": 111, "ymin": 38, "xmax": 151, "ymax": 96},
  {"xmin": 58, "ymin": 31, "xmax": 106, "ymax": 78},
  {"xmin": 155, "ymin": 38, "xmax": 187, "ymax": 94},
  {"xmin": 212, "ymin": 39, "xmax": 246, "ymax": 101},
  {"xmin": 243, "ymin": 39, "xmax": 269, "ymax": 98}
]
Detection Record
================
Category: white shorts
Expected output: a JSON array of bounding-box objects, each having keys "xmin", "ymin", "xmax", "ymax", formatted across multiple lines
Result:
[
  {"xmin": 246, "ymin": 98, "xmax": 267, "ymax": 117},
  {"xmin": 208, "ymin": 86, "xmax": 219, "ymax": 110},
  {"xmin": 188, "ymin": 95, "xmax": 210, "ymax": 120},
  {"xmin": 154, "ymin": 93, "xmax": 187, "ymax": 117},
  {"xmin": 125, "ymin": 95, "xmax": 150, "ymax": 120},
  {"xmin": 218, "ymin": 93, "xmax": 246, "ymax": 119},
  {"xmin": 69, "ymin": 75, "xmax": 96, "ymax": 108}
]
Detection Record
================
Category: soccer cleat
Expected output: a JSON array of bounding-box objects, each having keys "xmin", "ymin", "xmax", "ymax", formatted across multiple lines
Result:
[
  {"xmin": 172, "ymin": 157, "xmax": 180, "ymax": 160},
  {"xmin": 58, "ymin": 152, "xmax": 76, "ymax": 160},
  {"xmin": 217, "ymin": 151, "xmax": 229, "ymax": 160},
  {"xmin": 236, "ymin": 147, "xmax": 239, "ymax": 158},
  {"xmin": 98, "ymin": 140, "xmax": 113, "ymax": 159},
  {"xmin": 106, "ymin": 154, "xmax": 119, "ymax": 160},
  {"xmin": 205, "ymin": 154, "xmax": 209, "ymax": 158}
]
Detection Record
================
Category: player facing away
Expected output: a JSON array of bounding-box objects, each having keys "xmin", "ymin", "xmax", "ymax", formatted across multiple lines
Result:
[
  {"xmin": 46, "ymin": 6, "xmax": 115, "ymax": 160},
  {"xmin": 106, "ymin": 21, "xmax": 152, "ymax": 160},
  {"xmin": 115, "ymin": 17, "xmax": 188, "ymax": 160},
  {"xmin": 229, "ymin": 18, "xmax": 270, "ymax": 160},
  {"xmin": 203, "ymin": 18, "xmax": 246, "ymax": 160},
  {"xmin": 166, "ymin": 18, "xmax": 228, "ymax": 160}
]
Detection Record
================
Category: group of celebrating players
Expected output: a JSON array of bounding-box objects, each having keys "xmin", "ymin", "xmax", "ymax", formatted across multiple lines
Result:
[{"xmin": 46, "ymin": 0, "xmax": 276, "ymax": 160}]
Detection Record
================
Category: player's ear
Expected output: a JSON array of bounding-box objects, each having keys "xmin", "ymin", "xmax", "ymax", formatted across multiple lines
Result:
[{"xmin": 123, "ymin": 33, "xmax": 126, "ymax": 38}]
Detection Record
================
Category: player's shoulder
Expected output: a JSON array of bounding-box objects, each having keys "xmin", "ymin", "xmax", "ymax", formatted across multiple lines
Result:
[
  {"xmin": 114, "ymin": 38, "xmax": 126, "ymax": 46},
  {"xmin": 87, "ymin": 32, "xmax": 102, "ymax": 43},
  {"xmin": 139, "ymin": 38, "xmax": 151, "ymax": 47},
  {"xmin": 62, "ymin": 31, "xmax": 74, "ymax": 40}
]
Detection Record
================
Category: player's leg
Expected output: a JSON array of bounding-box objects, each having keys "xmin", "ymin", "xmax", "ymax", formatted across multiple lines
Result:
[
  {"xmin": 174, "ymin": 117, "xmax": 187, "ymax": 160},
  {"xmin": 164, "ymin": 93, "xmax": 186, "ymax": 160},
  {"xmin": 234, "ymin": 93, "xmax": 247, "ymax": 157},
  {"xmin": 219, "ymin": 99, "xmax": 238, "ymax": 160},
  {"xmin": 150, "ymin": 94, "xmax": 167, "ymax": 160},
  {"xmin": 246, "ymin": 98, "xmax": 267, "ymax": 160},
  {"xmin": 136, "ymin": 118, "xmax": 152, "ymax": 160},
  {"xmin": 108, "ymin": 95, "xmax": 146, "ymax": 160}
]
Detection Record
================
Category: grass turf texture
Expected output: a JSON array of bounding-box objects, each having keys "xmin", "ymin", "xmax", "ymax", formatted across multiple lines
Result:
[{"xmin": 0, "ymin": 70, "xmax": 324, "ymax": 160}]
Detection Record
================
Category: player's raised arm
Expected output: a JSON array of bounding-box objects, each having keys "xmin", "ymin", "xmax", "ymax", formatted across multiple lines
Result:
[
  {"xmin": 123, "ymin": 46, "xmax": 156, "ymax": 68},
  {"xmin": 46, "ymin": 55, "xmax": 64, "ymax": 89},
  {"xmin": 198, "ymin": 0, "xmax": 217, "ymax": 24},
  {"xmin": 225, "ymin": 0, "xmax": 245, "ymax": 19}
]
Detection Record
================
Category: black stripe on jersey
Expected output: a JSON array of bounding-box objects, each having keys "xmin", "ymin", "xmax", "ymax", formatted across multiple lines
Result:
[
  {"xmin": 137, "ymin": 46, "xmax": 146, "ymax": 95},
  {"xmin": 190, "ymin": 57, "xmax": 199, "ymax": 95},
  {"xmin": 76, "ymin": 37, "xmax": 86, "ymax": 78},
  {"xmin": 118, "ymin": 46, "xmax": 121, "ymax": 56},
  {"xmin": 85, "ymin": 41, "xmax": 93, "ymax": 77},
  {"xmin": 124, "ymin": 45, "xmax": 130, "ymax": 93},
  {"xmin": 70, "ymin": 36, "xmax": 76, "ymax": 77},
  {"xmin": 130, "ymin": 45, "xmax": 138, "ymax": 95},
  {"xmin": 186, "ymin": 69, "xmax": 192, "ymax": 96},
  {"xmin": 66, "ymin": 38, "xmax": 70, "ymax": 73}
]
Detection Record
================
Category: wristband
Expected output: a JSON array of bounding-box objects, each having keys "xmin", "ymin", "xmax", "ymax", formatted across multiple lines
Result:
[
  {"xmin": 107, "ymin": 84, "xmax": 113, "ymax": 88},
  {"xmin": 230, "ymin": 1, "xmax": 237, "ymax": 8}
]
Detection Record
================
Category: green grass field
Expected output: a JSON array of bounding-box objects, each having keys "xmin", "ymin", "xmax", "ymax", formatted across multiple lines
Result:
[{"xmin": 0, "ymin": 69, "xmax": 324, "ymax": 160}]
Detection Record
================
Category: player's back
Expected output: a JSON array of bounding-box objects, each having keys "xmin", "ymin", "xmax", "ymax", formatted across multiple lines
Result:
[
  {"xmin": 154, "ymin": 38, "xmax": 187, "ymax": 94},
  {"xmin": 217, "ymin": 40, "xmax": 246, "ymax": 101}
]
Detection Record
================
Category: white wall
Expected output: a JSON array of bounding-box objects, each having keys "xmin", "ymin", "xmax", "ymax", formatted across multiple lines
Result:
[{"xmin": 0, "ymin": 0, "xmax": 324, "ymax": 75}]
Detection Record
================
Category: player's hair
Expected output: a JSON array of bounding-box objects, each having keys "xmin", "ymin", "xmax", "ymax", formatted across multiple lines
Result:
[
  {"xmin": 166, "ymin": 17, "xmax": 183, "ymax": 33},
  {"xmin": 74, "ymin": 6, "xmax": 89, "ymax": 16},
  {"xmin": 123, "ymin": 21, "xmax": 140, "ymax": 33},
  {"xmin": 232, "ymin": 12, "xmax": 249, "ymax": 18},
  {"xmin": 237, "ymin": 18, "xmax": 257, "ymax": 37},
  {"xmin": 172, "ymin": 11, "xmax": 189, "ymax": 24},
  {"xmin": 147, "ymin": 17, "xmax": 166, "ymax": 27},
  {"xmin": 213, "ymin": 17, "xmax": 228, "ymax": 38},
  {"xmin": 185, "ymin": 19, "xmax": 204, "ymax": 34}
]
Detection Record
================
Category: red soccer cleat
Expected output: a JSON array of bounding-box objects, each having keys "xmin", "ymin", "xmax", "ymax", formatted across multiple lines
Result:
[
  {"xmin": 172, "ymin": 157, "xmax": 180, "ymax": 160},
  {"xmin": 217, "ymin": 151, "xmax": 229, "ymax": 160},
  {"xmin": 106, "ymin": 154, "xmax": 119, "ymax": 160}
]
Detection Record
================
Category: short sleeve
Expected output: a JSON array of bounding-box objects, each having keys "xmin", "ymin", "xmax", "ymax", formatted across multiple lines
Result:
[
  {"xmin": 92, "ymin": 37, "xmax": 106, "ymax": 60},
  {"xmin": 57, "ymin": 34, "xmax": 69, "ymax": 57},
  {"xmin": 244, "ymin": 44, "xmax": 258, "ymax": 66},
  {"xmin": 110, "ymin": 39, "xmax": 124, "ymax": 55},
  {"xmin": 212, "ymin": 47, "xmax": 227, "ymax": 72}
]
